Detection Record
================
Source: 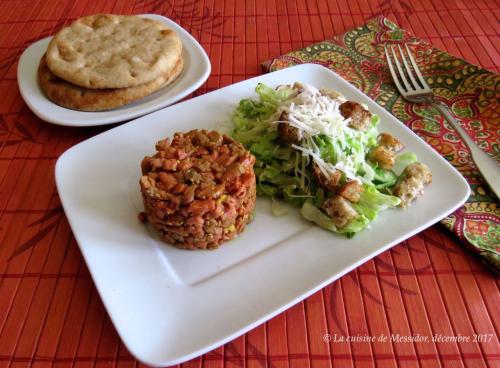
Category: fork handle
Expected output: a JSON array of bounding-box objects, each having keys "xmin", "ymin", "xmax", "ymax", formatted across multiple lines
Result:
[{"xmin": 432, "ymin": 100, "xmax": 500, "ymax": 199}]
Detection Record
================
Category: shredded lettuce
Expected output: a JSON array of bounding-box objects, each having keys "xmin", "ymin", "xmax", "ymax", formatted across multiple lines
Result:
[
  {"xmin": 358, "ymin": 184, "xmax": 401, "ymax": 210},
  {"xmin": 301, "ymin": 201, "xmax": 370, "ymax": 238},
  {"xmin": 231, "ymin": 82, "xmax": 420, "ymax": 238},
  {"xmin": 373, "ymin": 167, "xmax": 398, "ymax": 189},
  {"xmin": 393, "ymin": 152, "xmax": 418, "ymax": 176}
]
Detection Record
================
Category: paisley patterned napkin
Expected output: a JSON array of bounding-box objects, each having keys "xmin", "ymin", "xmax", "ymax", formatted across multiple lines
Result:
[{"xmin": 261, "ymin": 16, "xmax": 500, "ymax": 274}]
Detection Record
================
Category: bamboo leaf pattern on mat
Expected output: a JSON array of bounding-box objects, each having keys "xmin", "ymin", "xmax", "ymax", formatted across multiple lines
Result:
[
  {"xmin": 134, "ymin": 0, "xmax": 235, "ymax": 39},
  {"xmin": 8, "ymin": 205, "xmax": 63, "ymax": 261},
  {"xmin": 0, "ymin": 10, "xmax": 72, "ymax": 76},
  {"xmin": 0, "ymin": 114, "xmax": 43, "ymax": 147}
]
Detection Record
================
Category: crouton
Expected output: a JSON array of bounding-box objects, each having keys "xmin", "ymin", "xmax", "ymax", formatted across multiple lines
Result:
[
  {"xmin": 370, "ymin": 145, "xmax": 395, "ymax": 170},
  {"xmin": 322, "ymin": 195, "xmax": 359, "ymax": 228},
  {"xmin": 277, "ymin": 111, "xmax": 300, "ymax": 143},
  {"xmin": 293, "ymin": 82, "xmax": 304, "ymax": 92},
  {"xmin": 378, "ymin": 133, "xmax": 404, "ymax": 152},
  {"xmin": 312, "ymin": 164, "xmax": 342, "ymax": 192},
  {"xmin": 339, "ymin": 101, "xmax": 372, "ymax": 132},
  {"xmin": 338, "ymin": 180, "xmax": 363, "ymax": 202},
  {"xmin": 319, "ymin": 88, "xmax": 342, "ymax": 100},
  {"xmin": 393, "ymin": 162, "xmax": 432, "ymax": 207},
  {"xmin": 404, "ymin": 162, "xmax": 432, "ymax": 184},
  {"xmin": 393, "ymin": 176, "xmax": 424, "ymax": 208}
]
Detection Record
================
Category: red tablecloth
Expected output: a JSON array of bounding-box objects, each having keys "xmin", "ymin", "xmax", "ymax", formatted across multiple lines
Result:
[{"xmin": 0, "ymin": 1, "xmax": 499, "ymax": 367}]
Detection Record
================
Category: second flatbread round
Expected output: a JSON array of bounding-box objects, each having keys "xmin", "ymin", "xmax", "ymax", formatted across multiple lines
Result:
[
  {"xmin": 46, "ymin": 14, "xmax": 182, "ymax": 89},
  {"xmin": 38, "ymin": 54, "xmax": 184, "ymax": 111}
]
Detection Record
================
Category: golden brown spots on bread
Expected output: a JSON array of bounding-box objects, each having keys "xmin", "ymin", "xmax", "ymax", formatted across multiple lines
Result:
[{"xmin": 45, "ymin": 14, "xmax": 182, "ymax": 89}]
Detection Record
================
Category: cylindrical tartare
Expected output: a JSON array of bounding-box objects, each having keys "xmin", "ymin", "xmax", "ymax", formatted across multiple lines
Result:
[{"xmin": 139, "ymin": 129, "xmax": 256, "ymax": 249}]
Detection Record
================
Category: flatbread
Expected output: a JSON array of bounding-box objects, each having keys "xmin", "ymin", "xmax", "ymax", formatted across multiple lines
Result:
[
  {"xmin": 38, "ymin": 54, "xmax": 183, "ymax": 111},
  {"xmin": 46, "ymin": 14, "xmax": 182, "ymax": 89}
]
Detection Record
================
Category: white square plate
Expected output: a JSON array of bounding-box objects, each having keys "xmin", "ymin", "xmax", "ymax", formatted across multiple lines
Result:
[
  {"xmin": 55, "ymin": 64, "xmax": 469, "ymax": 366},
  {"xmin": 17, "ymin": 14, "xmax": 210, "ymax": 127}
]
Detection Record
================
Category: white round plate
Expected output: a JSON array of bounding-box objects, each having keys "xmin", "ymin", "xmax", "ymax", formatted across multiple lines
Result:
[{"xmin": 17, "ymin": 14, "xmax": 211, "ymax": 127}]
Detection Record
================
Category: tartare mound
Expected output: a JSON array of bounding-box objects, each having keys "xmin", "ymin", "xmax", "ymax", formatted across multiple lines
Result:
[{"xmin": 140, "ymin": 129, "xmax": 256, "ymax": 249}]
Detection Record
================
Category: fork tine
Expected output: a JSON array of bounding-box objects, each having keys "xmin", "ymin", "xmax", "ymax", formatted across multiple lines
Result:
[
  {"xmin": 389, "ymin": 45, "xmax": 413, "ymax": 92},
  {"xmin": 404, "ymin": 44, "xmax": 430, "ymax": 89},
  {"xmin": 397, "ymin": 44, "xmax": 419, "ymax": 90},
  {"xmin": 384, "ymin": 46, "xmax": 406, "ymax": 95}
]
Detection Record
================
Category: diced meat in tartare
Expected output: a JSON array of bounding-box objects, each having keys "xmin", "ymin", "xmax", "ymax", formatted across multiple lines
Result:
[{"xmin": 140, "ymin": 129, "xmax": 256, "ymax": 250}]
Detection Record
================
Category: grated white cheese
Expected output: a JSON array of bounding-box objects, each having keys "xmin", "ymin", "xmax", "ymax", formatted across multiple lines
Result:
[
  {"xmin": 274, "ymin": 83, "xmax": 372, "ymax": 184},
  {"xmin": 292, "ymin": 144, "xmax": 335, "ymax": 177}
]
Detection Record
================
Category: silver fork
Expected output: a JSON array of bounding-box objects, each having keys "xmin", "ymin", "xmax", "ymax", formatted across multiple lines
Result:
[{"xmin": 385, "ymin": 44, "xmax": 499, "ymax": 199}]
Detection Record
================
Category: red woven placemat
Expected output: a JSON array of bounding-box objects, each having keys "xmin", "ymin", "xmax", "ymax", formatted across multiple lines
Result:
[{"xmin": 0, "ymin": 1, "xmax": 499, "ymax": 367}]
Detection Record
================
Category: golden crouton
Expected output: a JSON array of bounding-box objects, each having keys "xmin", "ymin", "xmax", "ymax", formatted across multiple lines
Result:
[
  {"xmin": 312, "ymin": 164, "xmax": 342, "ymax": 192},
  {"xmin": 370, "ymin": 145, "xmax": 395, "ymax": 170},
  {"xmin": 319, "ymin": 88, "xmax": 342, "ymax": 100},
  {"xmin": 378, "ymin": 133, "xmax": 404, "ymax": 152},
  {"xmin": 293, "ymin": 82, "xmax": 304, "ymax": 92},
  {"xmin": 393, "ymin": 162, "xmax": 433, "ymax": 207},
  {"xmin": 404, "ymin": 162, "xmax": 432, "ymax": 184},
  {"xmin": 338, "ymin": 180, "xmax": 363, "ymax": 202},
  {"xmin": 393, "ymin": 176, "xmax": 424, "ymax": 208},
  {"xmin": 322, "ymin": 195, "xmax": 359, "ymax": 228},
  {"xmin": 277, "ymin": 111, "xmax": 300, "ymax": 144},
  {"xmin": 339, "ymin": 101, "xmax": 372, "ymax": 132}
]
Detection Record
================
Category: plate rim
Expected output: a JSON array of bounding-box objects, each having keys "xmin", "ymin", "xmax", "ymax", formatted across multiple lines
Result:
[
  {"xmin": 17, "ymin": 13, "xmax": 211, "ymax": 127},
  {"xmin": 55, "ymin": 63, "xmax": 470, "ymax": 366}
]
